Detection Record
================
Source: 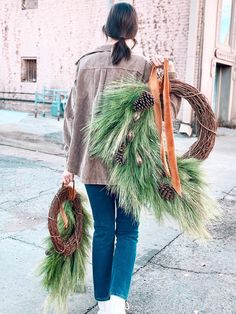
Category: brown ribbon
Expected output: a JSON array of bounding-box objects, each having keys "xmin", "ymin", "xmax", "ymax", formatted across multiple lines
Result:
[{"xmin": 148, "ymin": 59, "xmax": 182, "ymax": 196}]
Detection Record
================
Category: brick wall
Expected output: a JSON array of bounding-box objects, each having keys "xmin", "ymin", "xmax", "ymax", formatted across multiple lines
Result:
[
  {"xmin": 0, "ymin": 0, "xmax": 110, "ymax": 94},
  {"xmin": 134, "ymin": 0, "xmax": 191, "ymax": 79},
  {"xmin": 0, "ymin": 0, "xmax": 191, "ymax": 95}
]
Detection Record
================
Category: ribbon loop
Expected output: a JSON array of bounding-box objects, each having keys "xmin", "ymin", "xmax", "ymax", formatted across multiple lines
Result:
[{"xmin": 148, "ymin": 59, "xmax": 182, "ymax": 196}]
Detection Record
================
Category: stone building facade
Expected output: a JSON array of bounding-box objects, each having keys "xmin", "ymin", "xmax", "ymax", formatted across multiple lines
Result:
[
  {"xmin": 201, "ymin": 0, "xmax": 236, "ymax": 127},
  {"xmin": 0, "ymin": 0, "xmax": 235, "ymax": 128}
]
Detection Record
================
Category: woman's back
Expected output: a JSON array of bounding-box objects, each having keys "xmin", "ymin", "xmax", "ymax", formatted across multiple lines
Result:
[{"xmin": 63, "ymin": 44, "xmax": 152, "ymax": 185}]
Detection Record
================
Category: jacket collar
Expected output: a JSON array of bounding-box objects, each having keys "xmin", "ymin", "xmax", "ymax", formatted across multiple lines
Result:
[
  {"xmin": 93, "ymin": 43, "xmax": 113, "ymax": 52},
  {"xmin": 75, "ymin": 44, "xmax": 113, "ymax": 65}
]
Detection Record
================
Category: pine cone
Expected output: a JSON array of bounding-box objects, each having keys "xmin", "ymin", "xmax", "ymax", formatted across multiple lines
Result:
[
  {"xmin": 114, "ymin": 142, "xmax": 127, "ymax": 165},
  {"xmin": 159, "ymin": 183, "xmax": 176, "ymax": 201},
  {"xmin": 133, "ymin": 91, "xmax": 154, "ymax": 112}
]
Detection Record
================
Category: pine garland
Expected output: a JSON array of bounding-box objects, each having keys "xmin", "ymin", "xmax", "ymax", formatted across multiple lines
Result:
[
  {"xmin": 83, "ymin": 77, "xmax": 222, "ymax": 239},
  {"xmin": 36, "ymin": 194, "xmax": 92, "ymax": 314}
]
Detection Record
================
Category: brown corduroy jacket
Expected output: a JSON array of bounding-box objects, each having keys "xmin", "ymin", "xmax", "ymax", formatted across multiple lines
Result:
[{"xmin": 63, "ymin": 44, "xmax": 181, "ymax": 185}]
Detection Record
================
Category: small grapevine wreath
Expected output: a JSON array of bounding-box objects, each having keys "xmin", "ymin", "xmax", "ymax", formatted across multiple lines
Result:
[
  {"xmin": 37, "ymin": 181, "xmax": 92, "ymax": 313},
  {"xmin": 84, "ymin": 59, "xmax": 222, "ymax": 239},
  {"xmin": 48, "ymin": 182, "xmax": 83, "ymax": 256}
]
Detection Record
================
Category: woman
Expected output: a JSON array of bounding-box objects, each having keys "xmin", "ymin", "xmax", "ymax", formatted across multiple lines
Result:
[{"xmin": 63, "ymin": 3, "xmax": 179, "ymax": 313}]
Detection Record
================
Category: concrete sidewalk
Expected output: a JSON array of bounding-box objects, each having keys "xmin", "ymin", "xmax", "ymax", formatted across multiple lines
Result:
[
  {"xmin": 0, "ymin": 110, "xmax": 64, "ymax": 155},
  {"xmin": 0, "ymin": 109, "xmax": 236, "ymax": 314}
]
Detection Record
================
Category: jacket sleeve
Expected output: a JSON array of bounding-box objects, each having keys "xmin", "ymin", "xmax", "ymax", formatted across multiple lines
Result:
[
  {"xmin": 168, "ymin": 71, "xmax": 181, "ymax": 119},
  {"xmin": 63, "ymin": 85, "xmax": 76, "ymax": 160},
  {"xmin": 63, "ymin": 64, "xmax": 91, "ymax": 174}
]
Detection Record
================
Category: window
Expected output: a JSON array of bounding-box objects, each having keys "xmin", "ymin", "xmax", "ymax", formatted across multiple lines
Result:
[
  {"xmin": 218, "ymin": 0, "xmax": 233, "ymax": 46},
  {"xmin": 21, "ymin": 58, "xmax": 37, "ymax": 82},
  {"xmin": 22, "ymin": 0, "xmax": 38, "ymax": 10}
]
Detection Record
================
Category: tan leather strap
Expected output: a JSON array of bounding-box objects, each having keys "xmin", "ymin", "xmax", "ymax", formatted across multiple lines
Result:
[
  {"xmin": 148, "ymin": 66, "xmax": 170, "ymax": 177},
  {"xmin": 60, "ymin": 205, "xmax": 69, "ymax": 229},
  {"xmin": 148, "ymin": 60, "xmax": 182, "ymax": 196},
  {"xmin": 59, "ymin": 180, "xmax": 76, "ymax": 228},
  {"xmin": 163, "ymin": 59, "xmax": 182, "ymax": 195}
]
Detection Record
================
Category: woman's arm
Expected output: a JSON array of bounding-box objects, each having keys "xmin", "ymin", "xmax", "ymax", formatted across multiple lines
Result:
[
  {"xmin": 63, "ymin": 85, "xmax": 76, "ymax": 184},
  {"xmin": 168, "ymin": 71, "xmax": 181, "ymax": 119},
  {"xmin": 62, "ymin": 62, "xmax": 91, "ymax": 185},
  {"xmin": 62, "ymin": 63, "xmax": 82, "ymax": 185},
  {"xmin": 63, "ymin": 86, "xmax": 76, "ymax": 185},
  {"xmin": 63, "ymin": 87, "xmax": 75, "ymax": 156}
]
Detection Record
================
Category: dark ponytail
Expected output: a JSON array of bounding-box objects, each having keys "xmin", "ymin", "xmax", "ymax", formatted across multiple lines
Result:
[
  {"xmin": 102, "ymin": 3, "xmax": 138, "ymax": 65},
  {"xmin": 112, "ymin": 38, "xmax": 131, "ymax": 65}
]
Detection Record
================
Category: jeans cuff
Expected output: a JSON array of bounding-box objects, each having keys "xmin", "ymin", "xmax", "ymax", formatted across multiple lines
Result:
[
  {"xmin": 110, "ymin": 291, "xmax": 127, "ymax": 300},
  {"xmin": 95, "ymin": 296, "xmax": 111, "ymax": 301}
]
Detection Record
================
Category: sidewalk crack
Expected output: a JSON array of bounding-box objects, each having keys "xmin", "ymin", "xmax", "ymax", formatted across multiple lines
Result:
[
  {"xmin": 84, "ymin": 303, "xmax": 97, "ymax": 313},
  {"xmin": 133, "ymin": 232, "xmax": 183, "ymax": 275},
  {"xmin": 8, "ymin": 235, "xmax": 44, "ymax": 250},
  {"xmin": 220, "ymin": 185, "xmax": 236, "ymax": 200},
  {"xmin": 153, "ymin": 263, "xmax": 236, "ymax": 276},
  {"xmin": 3, "ymin": 189, "xmax": 55, "ymax": 210}
]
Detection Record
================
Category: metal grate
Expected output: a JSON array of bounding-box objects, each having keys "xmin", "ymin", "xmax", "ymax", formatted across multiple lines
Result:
[{"xmin": 21, "ymin": 58, "xmax": 37, "ymax": 82}]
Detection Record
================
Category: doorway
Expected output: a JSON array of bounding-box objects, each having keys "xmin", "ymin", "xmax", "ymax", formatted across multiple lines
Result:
[{"xmin": 213, "ymin": 63, "xmax": 232, "ymax": 124}]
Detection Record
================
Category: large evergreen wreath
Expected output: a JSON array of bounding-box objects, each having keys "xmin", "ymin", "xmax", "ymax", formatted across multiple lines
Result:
[{"xmin": 83, "ymin": 63, "xmax": 222, "ymax": 239}]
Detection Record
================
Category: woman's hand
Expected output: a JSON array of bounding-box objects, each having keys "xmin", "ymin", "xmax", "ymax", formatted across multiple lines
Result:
[
  {"xmin": 62, "ymin": 169, "xmax": 74, "ymax": 185},
  {"xmin": 151, "ymin": 54, "xmax": 175, "ymax": 72}
]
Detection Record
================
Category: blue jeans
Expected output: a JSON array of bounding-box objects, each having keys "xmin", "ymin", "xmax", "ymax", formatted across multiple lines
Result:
[{"xmin": 84, "ymin": 184, "xmax": 139, "ymax": 301}]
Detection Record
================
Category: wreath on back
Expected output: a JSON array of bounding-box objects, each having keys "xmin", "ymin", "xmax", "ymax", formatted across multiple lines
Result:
[{"xmin": 83, "ymin": 59, "xmax": 222, "ymax": 239}]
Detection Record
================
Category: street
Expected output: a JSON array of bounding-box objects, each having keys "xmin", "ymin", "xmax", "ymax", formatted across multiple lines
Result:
[{"xmin": 0, "ymin": 111, "xmax": 236, "ymax": 314}]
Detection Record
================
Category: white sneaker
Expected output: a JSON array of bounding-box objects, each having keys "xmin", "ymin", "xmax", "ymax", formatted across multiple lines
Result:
[
  {"xmin": 97, "ymin": 300, "xmax": 110, "ymax": 314},
  {"xmin": 125, "ymin": 300, "xmax": 134, "ymax": 313},
  {"xmin": 110, "ymin": 295, "xmax": 126, "ymax": 314}
]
